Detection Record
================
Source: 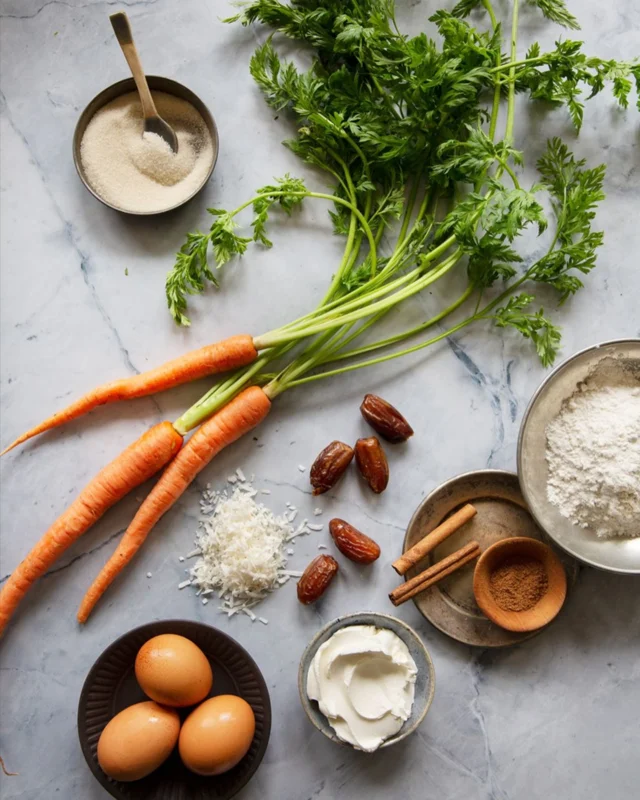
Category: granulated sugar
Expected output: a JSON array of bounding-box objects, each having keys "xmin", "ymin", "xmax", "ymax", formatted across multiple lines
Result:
[{"xmin": 80, "ymin": 90, "xmax": 214, "ymax": 213}]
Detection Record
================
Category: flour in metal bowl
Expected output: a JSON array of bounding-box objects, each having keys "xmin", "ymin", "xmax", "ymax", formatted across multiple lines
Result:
[{"xmin": 545, "ymin": 357, "xmax": 640, "ymax": 539}]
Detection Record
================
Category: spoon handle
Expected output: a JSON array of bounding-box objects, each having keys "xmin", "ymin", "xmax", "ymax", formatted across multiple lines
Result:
[{"xmin": 110, "ymin": 12, "xmax": 158, "ymax": 121}]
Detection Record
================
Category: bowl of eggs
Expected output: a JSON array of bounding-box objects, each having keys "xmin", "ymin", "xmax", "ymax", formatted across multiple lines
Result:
[{"xmin": 77, "ymin": 620, "xmax": 271, "ymax": 800}]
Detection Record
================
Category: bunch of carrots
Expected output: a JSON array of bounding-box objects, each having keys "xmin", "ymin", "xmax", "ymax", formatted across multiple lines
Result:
[
  {"xmin": 0, "ymin": 338, "xmax": 270, "ymax": 634},
  {"xmin": 1, "ymin": 0, "xmax": 636, "ymax": 636}
]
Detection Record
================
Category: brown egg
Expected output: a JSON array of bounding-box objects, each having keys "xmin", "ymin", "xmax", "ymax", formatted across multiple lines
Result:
[
  {"xmin": 135, "ymin": 634, "xmax": 213, "ymax": 707},
  {"xmin": 97, "ymin": 701, "xmax": 180, "ymax": 782},
  {"xmin": 179, "ymin": 695, "xmax": 256, "ymax": 776}
]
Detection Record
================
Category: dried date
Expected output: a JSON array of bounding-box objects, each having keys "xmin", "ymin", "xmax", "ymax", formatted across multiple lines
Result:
[
  {"xmin": 297, "ymin": 555, "xmax": 339, "ymax": 604},
  {"xmin": 360, "ymin": 394, "xmax": 413, "ymax": 443},
  {"xmin": 355, "ymin": 436, "xmax": 389, "ymax": 494},
  {"xmin": 329, "ymin": 519, "xmax": 381, "ymax": 564},
  {"xmin": 310, "ymin": 440, "xmax": 354, "ymax": 495}
]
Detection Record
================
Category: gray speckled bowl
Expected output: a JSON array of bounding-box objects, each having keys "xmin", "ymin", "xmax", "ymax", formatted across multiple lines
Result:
[{"xmin": 298, "ymin": 612, "xmax": 435, "ymax": 750}]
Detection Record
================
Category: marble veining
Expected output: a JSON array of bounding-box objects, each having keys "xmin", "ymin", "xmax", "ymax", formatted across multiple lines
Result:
[{"xmin": 1, "ymin": 1, "xmax": 639, "ymax": 799}]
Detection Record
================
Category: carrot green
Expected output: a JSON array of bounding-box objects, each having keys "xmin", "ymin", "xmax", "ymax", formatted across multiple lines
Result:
[{"xmin": 168, "ymin": 0, "xmax": 638, "ymax": 432}]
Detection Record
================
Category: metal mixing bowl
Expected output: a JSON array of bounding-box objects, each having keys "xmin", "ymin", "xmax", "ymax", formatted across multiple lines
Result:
[
  {"xmin": 517, "ymin": 339, "xmax": 640, "ymax": 574},
  {"xmin": 73, "ymin": 76, "xmax": 219, "ymax": 215}
]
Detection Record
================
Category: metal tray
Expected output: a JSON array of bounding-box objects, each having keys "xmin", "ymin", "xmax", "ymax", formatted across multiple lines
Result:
[{"xmin": 402, "ymin": 470, "xmax": 578, "ymax": 647}]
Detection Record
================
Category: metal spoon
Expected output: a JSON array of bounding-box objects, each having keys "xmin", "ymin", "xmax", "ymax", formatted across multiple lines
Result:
[{"xmin": 109, "ymin": 12, "xmax": 178, "ymax": 153}]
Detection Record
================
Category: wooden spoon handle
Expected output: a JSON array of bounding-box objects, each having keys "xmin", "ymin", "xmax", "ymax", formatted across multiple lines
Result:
[{"xmin": 110, "ymin": 12, "xmax": 157, "ymax": 120}]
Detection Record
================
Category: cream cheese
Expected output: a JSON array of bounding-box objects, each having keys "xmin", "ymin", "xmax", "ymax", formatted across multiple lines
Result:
[{"xmin": 306, "ymin": 625, "xmax": 417, "ymax": 752}]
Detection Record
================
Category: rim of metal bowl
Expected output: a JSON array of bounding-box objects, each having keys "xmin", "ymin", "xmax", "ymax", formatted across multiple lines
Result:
[
  {"xmin": 73, "ymin": 76, "xmax": 219, "ymax": 216},
  {"xmin": 298, "ymin": 611, "xmax": 436, "ymax": 750},
  {"xmin": 517, "ymin": 338, "xmax": 640, "ymax": 574}
]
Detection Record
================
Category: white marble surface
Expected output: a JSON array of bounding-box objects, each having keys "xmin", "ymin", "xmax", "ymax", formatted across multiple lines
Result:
[{"xmin": 1, "ymin": 2, "xmax": 639, "ymax": 798}]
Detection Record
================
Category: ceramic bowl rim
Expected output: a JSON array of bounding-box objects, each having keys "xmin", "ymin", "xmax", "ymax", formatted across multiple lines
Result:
[
  {"xmin": 72, "ymin": 76, "xmax": 219, "ymax": 215},
  {"xmin": 298, "ymin": 611, "xmax": 435, "ymax": 750}
]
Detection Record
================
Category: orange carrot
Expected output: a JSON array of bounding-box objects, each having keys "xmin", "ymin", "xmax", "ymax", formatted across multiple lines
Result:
[
  {"xmin": 77, "ymin": 386, "xmax": 271, "ymax": 623},
  {"xmin": 1, "ymin": 335, "xmax": 257, "ymax": 456},
  {"xmin": 0, "ymin": 422, "xmax": 183, "ymax": 635}
]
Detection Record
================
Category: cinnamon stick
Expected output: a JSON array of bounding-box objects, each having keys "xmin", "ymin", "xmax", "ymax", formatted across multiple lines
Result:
[
  {"xmin": 389, "ymin": 541, "xmax": 481, "ymax": 606},
  {"xmin": 393, "ymin": 503, "xmax": 477, "ymax": 575}
]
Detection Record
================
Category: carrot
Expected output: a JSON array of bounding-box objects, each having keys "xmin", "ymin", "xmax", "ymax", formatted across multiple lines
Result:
[
  {"xmin": 0, "ymin": 335, "xmax": 257, "ymax": 456},
  {"xmin": 0, "ymin": 755, "xmax": 18, "ymax": 776},
  {"xmin": 0, "ymin": 422, "xmax": 183, "ymax": 636},
  {"xmin": 77, "ymin": 386, "xmax": 271, "ymax": 623}
]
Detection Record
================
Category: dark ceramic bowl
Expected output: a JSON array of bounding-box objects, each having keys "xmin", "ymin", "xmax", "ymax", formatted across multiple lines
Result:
[{"xmin": 78, "ymin": 620, "xmax": 270, "ymax": 800}]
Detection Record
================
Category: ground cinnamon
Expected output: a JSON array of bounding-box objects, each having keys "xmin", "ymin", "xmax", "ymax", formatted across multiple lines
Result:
[{"xmin": 488, "ymin": 555, "xmax": 548, "ymax": 612}]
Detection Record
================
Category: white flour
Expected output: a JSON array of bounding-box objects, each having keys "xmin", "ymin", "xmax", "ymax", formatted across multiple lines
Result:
[{"xmin": 545, "ymin": 360, "xmax": 640, "ymax": 538}]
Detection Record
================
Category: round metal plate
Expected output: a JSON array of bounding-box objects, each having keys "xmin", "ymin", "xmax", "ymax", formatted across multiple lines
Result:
[
  {"xmin": 518, "ymin": 339, "xmax": 640, "ymax": 574},
  {"xmin": 78, "ymin": 620, "xmax": 271, "ymax": 800},
  {"xmin": 402, "ymin": 470, "xmax": 578, "ymax": 647}
]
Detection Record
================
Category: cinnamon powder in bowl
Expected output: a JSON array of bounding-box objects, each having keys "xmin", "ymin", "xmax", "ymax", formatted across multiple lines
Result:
[
  {"xmin": 473, "ymin": 537, "xmax": 567, "ymax": 633},
  {"xmin": 488, "ymin": 555, "xmax": 549, "ymax": 612}
]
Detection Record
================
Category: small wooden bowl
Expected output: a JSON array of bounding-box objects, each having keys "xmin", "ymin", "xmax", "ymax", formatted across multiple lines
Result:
[{"xmin": 473, "ymin": 537, "xmax": 567, "ymax": 632}]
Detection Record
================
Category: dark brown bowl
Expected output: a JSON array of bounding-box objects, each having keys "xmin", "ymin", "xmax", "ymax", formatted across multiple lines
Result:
[
  {"xmin": 73, "ymin": 76, "xmax": 219, "ymax": 215},
  {"xmin": 77, "ymin": 620, "xmax": 271, "ymax": 800}
]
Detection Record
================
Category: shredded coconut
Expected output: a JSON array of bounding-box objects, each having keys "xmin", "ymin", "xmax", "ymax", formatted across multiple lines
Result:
[
  {"xmin": 546, "ymin": 358, "xmax": 640, "ymax": 538},
  {"xmin": 287, "ymin": 519, "xmax": 312, "ymax": 541},
  {"xmin": 187, "ymin": 481, "xmax": 295, "ymax": 617}
]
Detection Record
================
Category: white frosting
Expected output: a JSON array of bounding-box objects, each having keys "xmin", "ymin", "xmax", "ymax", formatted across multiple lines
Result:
[{"xmin": 306, "ymin": 625, "xmax": 417, "ymax": 752}]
